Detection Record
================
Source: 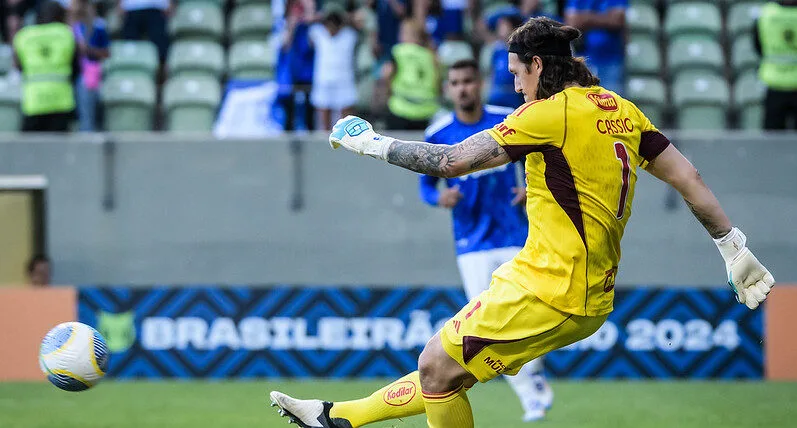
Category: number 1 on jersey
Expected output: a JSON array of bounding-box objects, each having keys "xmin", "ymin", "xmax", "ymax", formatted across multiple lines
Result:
[{"xmin": 614, "ymin": 142, "xmax": 630, "ymax": 219}]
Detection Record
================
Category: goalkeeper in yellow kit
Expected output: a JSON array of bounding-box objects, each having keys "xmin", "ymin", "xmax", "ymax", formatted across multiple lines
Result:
[{"xmin": 270, "ymin": 17, "xmax": 775, "ymax": 428}]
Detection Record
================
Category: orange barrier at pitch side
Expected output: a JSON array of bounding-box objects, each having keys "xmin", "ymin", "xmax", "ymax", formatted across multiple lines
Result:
[
  {"xmin": 765, "ymin": 285, "xmax": 797, "ymax": 380},
  {"xmin": 0, "ymin": 286, "xmax": 76, "ymax": 381}
]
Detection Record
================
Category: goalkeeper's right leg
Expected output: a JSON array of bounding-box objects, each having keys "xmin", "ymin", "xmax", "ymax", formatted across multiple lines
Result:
[{"xmin": 270, "ymin": 371, "xmax": 425, "ymax": 428}]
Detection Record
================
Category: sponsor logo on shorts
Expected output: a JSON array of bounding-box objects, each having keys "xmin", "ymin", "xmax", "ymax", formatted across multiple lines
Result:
[
  {"xmin": 603, "ymin": 266, "xmax": 618, "ymax": 292},
  {"xmin": 465, "ymin": 301, "xmax": 481, "ymax": 320},
  {"xmin": 383, "ymin": 381, "xmax": 417, "ymax": 406},
  {"xmin": 587, "ymin": 93, "xmax": 619, "ymax": 111},
  {"xmin": 483, "ymin": 356, "xmax": 507, "ymax": 374}
]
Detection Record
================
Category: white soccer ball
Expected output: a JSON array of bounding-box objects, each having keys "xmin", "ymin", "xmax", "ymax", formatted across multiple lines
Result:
[{"xmin": 39, "ymin": 322, "xmax": 109, "ymax": 391}]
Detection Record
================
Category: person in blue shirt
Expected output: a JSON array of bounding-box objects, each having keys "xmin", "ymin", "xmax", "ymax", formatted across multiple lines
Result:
[
  {"xmin": 484, "ymin": 4, "xmax": 560, "ymax": 108},
  {"xmin": 376, "ymin": 0, "xmax": 407, "ymax": 59},
  {"xmin": 565, "ymin": 0, "xmax": 627, "ymax": 94},
  {"xmin": 275, "ymin": 0, "xmax": 315, "ymax": 131},
  {"xmin": 419, "ymin": 59, "xmax": 553, "ymax": 422},
  {"xmin": 485, "ymin": 9, "xmax": 526, "ymax": 108},
  {"xmin": 71, "ymin": 0, "xmax": 110, "ymax": 132}
]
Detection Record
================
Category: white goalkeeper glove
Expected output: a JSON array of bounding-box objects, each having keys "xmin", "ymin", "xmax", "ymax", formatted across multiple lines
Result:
[
  {"xmin": 329, "ymin": 115, "xmax": 395, "ymax": 161},
  {"xmin": 714, "ymin": 227, "xmax": 775, "ymax": 310}
]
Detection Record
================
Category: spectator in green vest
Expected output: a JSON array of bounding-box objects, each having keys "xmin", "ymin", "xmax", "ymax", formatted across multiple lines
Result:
[
  {"xmin": 381, "ymin": 18, "xmax": 441, "ymax": 130},
  {"xmin": 13, "ymin": 1, "xmax": 79, "ymax": 132},
  {"xmin": 753, "ymin": 1, "xmax": 797, "ymax": 130}
]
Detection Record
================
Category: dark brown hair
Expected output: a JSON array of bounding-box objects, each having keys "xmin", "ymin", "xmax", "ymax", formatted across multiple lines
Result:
[
  {"xmin": 508, "ymin": 17, "xmax": 600, "ymax": 99},
  {"xmin": 449, "ymin": 59, "xmax": 480, "ymax": 75},
  {"xmin": 38, "ymin": 1, "xmax": 67, "ymax": 24},
  {"xmin": 27, "ymin": 254, "xmax": 49, "ymax": 274}
]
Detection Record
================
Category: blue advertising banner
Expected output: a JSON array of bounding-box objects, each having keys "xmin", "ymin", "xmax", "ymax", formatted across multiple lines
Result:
[{"xmin": 78, "ymin": 287, "xmax": 762, "ymax": 379}]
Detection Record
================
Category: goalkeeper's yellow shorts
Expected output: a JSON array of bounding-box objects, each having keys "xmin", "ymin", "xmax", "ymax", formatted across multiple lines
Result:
[{"xmin": 440, "ymin": 276, "xmax": 608, "ymax": 382}]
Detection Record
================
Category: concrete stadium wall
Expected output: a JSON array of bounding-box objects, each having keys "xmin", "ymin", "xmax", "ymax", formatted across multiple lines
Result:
[{"xmin": 0, "ymin": 131, "xmax": 795, "ymax": 287}]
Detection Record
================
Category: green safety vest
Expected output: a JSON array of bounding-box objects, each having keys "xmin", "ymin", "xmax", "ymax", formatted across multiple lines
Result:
[
  {"xmin": 13, "ymin": 23, "xmax": 76, "ymax": 116},
  {"xmin": 389, "ymin": 43, "xmax": 440, "ymax": 120},
  {"xmin": 757, "ymin": 2, "xmax": 797, "ymax": 90}
]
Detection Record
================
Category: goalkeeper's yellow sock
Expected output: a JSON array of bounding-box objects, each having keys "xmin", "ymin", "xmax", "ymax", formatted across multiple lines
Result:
[
  {"xmin": 329, "ymin": 371, "xmax": 425, "ymax": 427},
  {"xmin": 422, "ymin": 384, "xmax": 474, "ymax": 428}
]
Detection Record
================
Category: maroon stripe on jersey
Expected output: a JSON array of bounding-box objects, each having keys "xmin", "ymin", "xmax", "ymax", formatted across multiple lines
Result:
[
  {"xmin": 462, "ymin": 336, "xmax": 524, "ymax": 364},
  {"xmin": 461, "ymin": 314, "xmax": 574, "ymax": 364},
  {"xmin": 500, "ymin": 144, "xmax": 534, "ymax": 162},
  {"xmin": 497, "ymin": 144, "xmax": 587, "ymax": 244},
  {"xmin": 514, "ymin": 102, "xmax": 534, "ymax": 117},
  {"xmin": 541, "ymin": 147, "xmax": 588, "ymax": 246},
  {"xmin": 639, "ymin": 131, "xmax": 671, "ymax": 161}
]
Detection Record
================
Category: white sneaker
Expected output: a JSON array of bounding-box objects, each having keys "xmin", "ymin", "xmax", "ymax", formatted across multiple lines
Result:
[
  {"xmin": 269, "ymin": 391, "xmax": 352, "ymax": 428},
  {"xmin": 522, "ymin": 402, "xmax": 547, "ymax": 422}
]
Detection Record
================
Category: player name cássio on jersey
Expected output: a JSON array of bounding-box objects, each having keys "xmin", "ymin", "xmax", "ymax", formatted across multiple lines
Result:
[{"xmin": 488, "ymin": 86, "xmax": 671, "ymax": 317}]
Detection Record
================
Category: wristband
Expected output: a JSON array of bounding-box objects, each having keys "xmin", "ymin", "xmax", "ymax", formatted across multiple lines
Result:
[
  {"xmin": 366, "ymin": 135, "xmax": 395, "ymax": 161},
  {"xmin": 713, "ymin": 227, "xmax": 746, "ymax": 263}
]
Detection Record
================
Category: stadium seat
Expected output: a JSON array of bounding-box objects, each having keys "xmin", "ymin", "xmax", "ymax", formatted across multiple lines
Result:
[
  {"xmin": 0, "ymin": 78, "xmax": 21, "ymax": 132},
  {"xmin": 101, "ymin": 75, "xmax": 156, "ymax": 131},
  {"xmin": 229, "ymin": 4, "xmax": 273, "ymax": 42},
  {"xmin": 727, "ymin": 2, "xmax": 763, "ymax": 42},
  {"xmin": 479, "ymin": 43, "xmax": 495, "ymax": 75},
  {"xmin": 625, "ymin": 76, "xmax": 667, "ymax": 128},
  {"xmin": 626, "ymin": 4, "xmax": 660, "ymax": 36},
  {"xmin": 0, "ymin": 44, "xmax": 13, "ymax": 76},
  {"xmin": 438, "ymin": 40, "xmax": 474, "ymax": 69},
  {"xmin": 731, "ymin": 35, "xmax": 760, "ymax": 77},
  {"xmin": 104, "ymin": 41, "xmax": 159, "ymax": 79},
  {"xmin": 106, "ymin": 8, "xmax": 121, "ymax": 38},
  {"xmin": 483, "ymin": 1, "xmax": 513, "ymax": 17},
  {"xmin": 626, "ymin": 36, "xmax": 661, "ymax": 75},
  {"xmin": 664, "ymin": 2, "xmax": 722, "ymax": 39},
  {"xmin": 180, "ymin": 0, "xmax": 225, "ymax": 4},
  {"xmin": 167, "ymin": 41, "xmax": 225, "ymax": 80},
  {"xmin": 163, "ymin": 76, "xmax": 221, "ymax": 132},
  {"xmin": 672, "ymin": 72, "xmax": 730, "ymax": 130},
  {"xmin": 667, "ymin": 37, "xmax": 724, "ymax": 75},
  {"xmin": 228, "ymin": 41, "xmax": 276, "ymax": 80},
  {"xmin": 734, "ymin": 71, "xmax": 766, "ymax": 130},
  {"xmin": 234, "ymin": 0, "xmax": 271, "ymax": 5},
  {"xmin": 170, "ymin": 3, "xmax": 224, "ymax": 42}
]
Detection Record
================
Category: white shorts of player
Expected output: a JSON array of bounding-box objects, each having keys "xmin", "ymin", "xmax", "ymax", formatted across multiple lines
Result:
[
  {"xmin": 310, "ymin": 81, "xmax": 358, "ymax": 111},
  {"xmin": 456, "ymin": 246, "xmax": 523, "ymax": 299}
]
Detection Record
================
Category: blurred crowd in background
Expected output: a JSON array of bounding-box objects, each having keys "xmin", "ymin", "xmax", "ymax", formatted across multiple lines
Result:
[{"xmin": 0, "ymin": 0, "xmax": 795, "ymax": 133}]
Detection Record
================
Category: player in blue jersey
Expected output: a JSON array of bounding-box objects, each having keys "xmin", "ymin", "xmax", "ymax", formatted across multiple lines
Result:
[{"xmin": 420, "ymin": 59, "xmax": 553, "ymax": 422}]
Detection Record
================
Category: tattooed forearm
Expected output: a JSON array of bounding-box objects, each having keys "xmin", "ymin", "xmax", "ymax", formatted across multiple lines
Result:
[
  {"xmin": 685, "ymin": 199, "xmax": 731, "ymax": 239},
  {"xmin": 386, "ymin": 131, "xmax": 510, "ymax": 178},
  {"xmin": 386, "ymin": 140, "xmax": 456, "ymax": 176}
]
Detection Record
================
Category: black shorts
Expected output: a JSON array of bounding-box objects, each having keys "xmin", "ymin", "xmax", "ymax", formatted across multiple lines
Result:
[
  {"xmin": 121, "ymin": 8, "xmax": 170, "ymax": 62},
  {"xmin": 385, "ymin": 112, "xmax": 429, "ymax": 131},
  {"xmin": 22, "ymin": 112, "xmax": 74, "ymax": 132}
]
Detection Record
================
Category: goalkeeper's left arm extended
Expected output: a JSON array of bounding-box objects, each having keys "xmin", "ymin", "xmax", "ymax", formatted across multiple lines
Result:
[
  {"xmin": 328, "ymin": 115, "xmax": 511, "ymax": 178},
  {"xmin": 646, "ymin": 144, "xmax": 774, "ymax": 310}
]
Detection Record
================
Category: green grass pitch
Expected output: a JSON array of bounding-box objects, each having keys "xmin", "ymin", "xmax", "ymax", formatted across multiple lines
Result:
[{"xmin": 1, "ymin": 380, "xmax": 796, "ymax": 427}]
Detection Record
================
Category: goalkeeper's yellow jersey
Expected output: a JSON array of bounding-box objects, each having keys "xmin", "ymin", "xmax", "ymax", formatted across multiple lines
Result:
[{"xmin": 487, "ymin": 85, "xmax": 670, "ymax": 316}]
